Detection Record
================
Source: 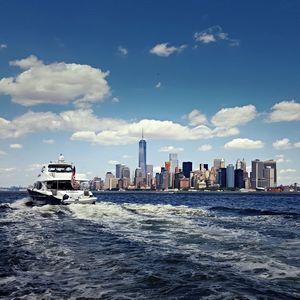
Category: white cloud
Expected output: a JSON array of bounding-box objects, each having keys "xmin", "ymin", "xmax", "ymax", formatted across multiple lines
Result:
[
  {"xmin": 0, "ymin": 167, "xmax": 15, "ymax": 173},
  {"xmin": 0, "ymin": 109, "xmax": 127, "ymax": 139},
  {"xmin": 28, "ymin": 163, "xmax": 44, "ymax": 171},
  {"xmin": 198, "ymin": 144, "xmax": 212, "ymax": 152},
  {"xmin": 275, "ymin": 154, "xmax": 291, "ymax": 164},
  {"xmin": 294, "ymin": 142, "xmax": 300, "ymax": 148},
  {"xmin": 122, "ymin": 154, "xmax": 132, "ymax": 159},
  {"xmin": 267, "ymin": 100, "xmax": 300, "ymax": 122},
  {"xmin": 0, "ymin": 44, "xmax": 7, "ymax": 49},
  {"xmin": 186, "ymin": 109, "xmax": 208, "ymax": 126},
  {"xmin": 224, "ymin": 138, "xmax": 264, "ymax": 150},
  {"xmin": 272, "ymin": 138, "xmax": 292, "ymax": 150},
  {"xmin": 10, "ymin": 55, "xmax": 43, "ymax": 69},
  {"xmin": 0, "ymin": 55, "xmax": 110, "ymax": 107},
  {"xmin": 43, "ymin": 139, "xmax": 55, "ymax": 144},
  {"xmin": 159, "ymin": 146, "xmax": 184, "ymax": 152},
  {"xmin": 211, "ymin": 104, "xmax": 257, "ymax": 127},
  {"xmin": 0, "ymin": 107, "xmax": 242, "ymax": 145},
  {"xmin": 108, "ymin": 160, "xmax": 119, "ymax": 165},
  {"xmin": 150, "ymin": 43, "xmax": 187, "ymax": 57},
  {"xmin": 10, "ymin": 143, "xmax": 23, "ymax": 149},
  {"xmin": 279, "ymin": 169, "xmax": 296, "ymax": 174},
  {"xmin": 118, "ymin": 46, "xmax": 128, "ymax": 56},
  {"xmin": 155, "ymin": 82, "xmax": 162, "ymax": 88},
  {"xmin": 0, "ymin": 149, "xmax": 6, "ymax": 156},
  {"xmin": 71, "ymin": 119, "xmax": 239, "ymax": 145},
  {"xmin": 112, "ymin": 97, "xmax": 120, "ymax": 103},
  {"xmin": 194, "ymin": 26, "xmax": 239, "ymax": 46}
]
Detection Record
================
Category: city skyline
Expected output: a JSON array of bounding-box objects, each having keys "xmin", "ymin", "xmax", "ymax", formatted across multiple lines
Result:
[
  {"xmin": 97, "ymin": 135, "xmax": 279, "ymax": 191},
  {"xmin": 0, "ymin": 1, "xmax": 300, "ymax": 186}
]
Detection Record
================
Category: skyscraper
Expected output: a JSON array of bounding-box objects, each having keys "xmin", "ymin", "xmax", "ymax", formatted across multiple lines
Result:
[
  {"xmin": 138, "ymin": 133, "xmax": 147, "ymax": 179},
  {"xmin": 218, "ymin": 168, "xmax": 227, "ymax": 188},
  {"xmin": 234, "ymin": 169, "xmax": 244, "ymax": 189},
  {"xmin": 116, "ymin": 164, "xmax": 124, "ymax": 178},
  {"xmin": 121, "ymin": 166, "xmax": 130, "ymax": 179},
  {"xmin": 264, "ymin": 166, "xmax": 275, "ymax": 188},
  {"xmin": 251, "ymin": 159, "xmax": 266, "ymax": 188},
  {"xmin": 182, "ymin": 161, "xmax": 192, "ymax": 178},
  {"xmin": 226, "ymin": 164, "xmax": 235, "ymax": 188},
  {"xmin": 264, "ymin": 160, "xmax": 277, "ymax": 186},
  {"xmin": 214, "ymin": 158, "xmax": 225, "ymax": 170},
  {"xmin": 169, "ymin": 153, "xmax": 178, "ymax": 172},
  {"xmin": 169, "ymin": 153, "xmax": 178, "ymax": 188}
]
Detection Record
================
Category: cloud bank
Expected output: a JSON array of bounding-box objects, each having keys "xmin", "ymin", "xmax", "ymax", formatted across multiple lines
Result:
[{"xmin": 0, "ymin": 55, "xmax": 110, "ymax": 107}]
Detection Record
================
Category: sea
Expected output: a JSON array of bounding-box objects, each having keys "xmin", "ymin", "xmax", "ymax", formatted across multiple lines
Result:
[{"xmin": 0, "ymin": 191, "xmax": 300, "ymax": 300}]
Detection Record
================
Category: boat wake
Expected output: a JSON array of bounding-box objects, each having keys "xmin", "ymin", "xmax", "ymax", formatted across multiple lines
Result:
[{"xmin": 0, "ymin": 195, "xmax": 300, "ymax": 299}]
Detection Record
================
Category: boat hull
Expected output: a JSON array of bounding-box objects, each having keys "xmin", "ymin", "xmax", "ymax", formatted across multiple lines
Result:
[
  {"xmin": 27, "ymin": 189, "xmax": 63, "ymax": 205},
  {"xmin": 27, "ymin": 189, "xmax": 96, "ymax": 205}
]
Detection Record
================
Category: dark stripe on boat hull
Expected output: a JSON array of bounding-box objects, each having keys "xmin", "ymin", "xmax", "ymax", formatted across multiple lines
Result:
[{"xmin": 27, "ymin": 189, "xmax": 62, "ymax": 205}]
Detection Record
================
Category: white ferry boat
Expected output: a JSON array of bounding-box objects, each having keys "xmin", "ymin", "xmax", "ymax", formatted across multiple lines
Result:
[{"xmin": 27, "ymin": 155, "xmax": 96, "ymax": 205}]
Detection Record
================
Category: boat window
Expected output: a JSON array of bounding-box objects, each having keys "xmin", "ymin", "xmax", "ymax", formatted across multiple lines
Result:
[
  {"xmin": 46, "ymin": 181, "xmax": 57, "ymax": 189},
  {"xmin": 35, "ymin": 181, "xmax": 42, "ymax": 190},
  {"xmin": 48, "ymin": 164, "xmax": 73, "ymax": 173},
  {"xmin": 58, "ymin": 180, "xmax": 76, "ymax": 190},
  {"xmin": 46, "ymin": 180, "xmax": 86, "ymax": 190}
]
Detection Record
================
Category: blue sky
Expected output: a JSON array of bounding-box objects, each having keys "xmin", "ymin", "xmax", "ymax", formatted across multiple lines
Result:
[{"xmin": 0, "ymin": 0, "xmax": 300, "ymax": 186}]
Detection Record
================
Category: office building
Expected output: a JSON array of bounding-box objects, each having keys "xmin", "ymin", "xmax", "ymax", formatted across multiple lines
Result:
[
  {"xmin": 116, "ymin": 164, "xmax": 124, "ymax": 179},
  {"xmin": 264, "ymin": 160, "xmax": 277, "ymax": 186},
  {"xmin": 226, "ymin": 164, "xmax": 235, "ymax": 188},
  {"xmin": 138, "ymin": 134, "xmax": 147, "ymax": 179},
  {"xmin": 218, "ymin": 168, "xmax": 227, "ymax": 188},
  {"xmin": 214, "ymin": 158, "xmax": 225, "ymax": 170},
  {"xmin": 251, "ymin": 159, "xmax": 267, "ymax": 188},
  {"xmin": 234, "ymin": 169, "xmax": 244, "ymax": 189},
  {"xmin": 121, "ymin": 166, "xmax": 130, "ymax": 179},
  {"xmin": 264, "ymin": 166, "xmax": 275, "ymax": 188},
  {"xmin": 182, "ymin": 161, "xmax": 192, "ymax": 178}
]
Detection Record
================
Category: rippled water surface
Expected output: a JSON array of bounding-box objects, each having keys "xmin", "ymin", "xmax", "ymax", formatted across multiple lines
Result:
[{"xmin": 1, "ymin": 191, "xmax": 300, "ymax": 299}]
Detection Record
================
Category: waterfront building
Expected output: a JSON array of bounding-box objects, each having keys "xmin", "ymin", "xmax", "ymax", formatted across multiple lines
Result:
[
  {"xmin": 174, "ymin": 172, "xmax": 185, "ymax": 189},
  {"xmin": 134, "ymin": 167, "xmax": 144, "ymax": 187},
  {"xmin": 169, "ymin": 153, "xmax": 178, "ymax": 188},
  {"xmin": 118, "ymin": 178, "xmax": 130, "ymax": 189},
  {"xmin": 182, "ymin": 161, "xmax": 192, "ymax": 178},
  {"xmin": 214, "ymin": 159, "xmax": 222, "ymax": 170},
  {"xmin": 169, "ymin": 153, "xmax": 178, "ymax": 172},
  {"xmin": 218, "ymin": 168, "xmax": 227, "ymax": 188},
  {"xmin": 264, "ymin": 166, "xmax": 275, "ymax": 188},
  {"xmin": 121, "ymin": 166, "xmax": 130, "ymax": 179},
  {"xmin": 138, "ymin": 134, "xmax": 147, "ymax": 179},
  {"xmin": 264, "ymin": 160, "xmax": 277, "ymax": 186},
  {"xmin": 234, "ymin": 169, "xmax": 245, "ymax": 189},
  {"xmin": 226, "ymin": 164, "xmax": 235, "ymax": 188},
  {"xmin": 236, "ymin": 159, "xmax": 242, "ymax": 170},
  {"xmin": 179, "ymin": 178, "xmax": 190, "ymax": 190},
  {"xmin": 104, "ymin": 172, "xmax": 115, "ymax": 190},
  {"xmin": 160, "ymin": 167, "xmax": 169, "ymax": 190},
  {"xmin": 90, "ymin": 177, "xmax": 103, "ymax": 190},
  {"xmin": 116, "ymin": 164, "xmax": 124, "ymax": 179},
  {"xmin": 251, "ymin": 159, "xmax": 267, "ymax": 188},
  {"xmin": 146, "ymin": 164, "xmax": 153, "ymax": 177}
]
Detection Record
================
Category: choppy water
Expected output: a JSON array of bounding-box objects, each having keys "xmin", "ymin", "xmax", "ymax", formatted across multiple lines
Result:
[{"xmin": 0, "ymin": 191, "xmax": 300, "ymax": 299}]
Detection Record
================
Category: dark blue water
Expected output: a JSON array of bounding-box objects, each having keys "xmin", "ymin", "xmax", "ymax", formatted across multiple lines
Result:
[{"xmin": 1, "ymin": 191, "xmax": 300, "ymax": 299}]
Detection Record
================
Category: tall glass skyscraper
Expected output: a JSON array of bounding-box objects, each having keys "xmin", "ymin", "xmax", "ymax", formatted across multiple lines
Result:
[
  {"xmin": 138, "ymin": 135, "xmax": 147, "ymax": 179},
  {"xmin": 226, "ymin": 164, "xmax": 235, "ymax": 188}
]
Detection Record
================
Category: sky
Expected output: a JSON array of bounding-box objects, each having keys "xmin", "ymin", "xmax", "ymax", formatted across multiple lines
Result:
[{"xmin": 0, "ymin": 0, "xmax": 300, "ymax": 186}]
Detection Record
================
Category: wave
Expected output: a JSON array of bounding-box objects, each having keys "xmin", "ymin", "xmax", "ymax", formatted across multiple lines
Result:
[{"xmin": 209, "ymin": 206, "xmax": 300, "ymax": 217}]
